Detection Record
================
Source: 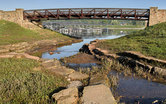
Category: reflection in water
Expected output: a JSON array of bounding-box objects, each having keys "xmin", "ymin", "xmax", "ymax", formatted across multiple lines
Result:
[{"xmin": 43, "ymin": 22, "xmax": 132, "ymax": 38}]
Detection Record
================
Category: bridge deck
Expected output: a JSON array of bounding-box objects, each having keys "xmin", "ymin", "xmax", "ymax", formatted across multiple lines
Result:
[{"xmin": 24, "ymin": 8, "xmax": 150, "ymax": 21}]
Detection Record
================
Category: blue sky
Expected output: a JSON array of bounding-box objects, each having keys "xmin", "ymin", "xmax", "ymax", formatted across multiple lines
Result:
[{"xmin": 0, "ymin": 0, "xmax": 165, "ymax": 11}]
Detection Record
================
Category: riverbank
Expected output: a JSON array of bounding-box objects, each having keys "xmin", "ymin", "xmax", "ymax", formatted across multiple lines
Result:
[
  {"xmin": 0, "ymin": 20, "xmax": 117, "ymax": 104},
  {"xmin": 0, "ymin": 20, "xmax": 82, "ymax": 56},
  {"xmin": 0, "ymin": 58, "xmax": 68, "ymax": 103},
  {"xmin": 1, "ymin": 19, "xmax": 166, "ymax": 103},
  {"xmin": 0, "ymin": 20, "xmax": 76, "ymax": 45},
  {"xmin": 96, "ymin": 22, "xmax": 166, "ymax": 60},
  {"xmin": 0, "ymin": 20, "xmax": 83, "ymax": 103},
  {"xmin": 79, "ymin": 39, "xmax": 166, "ymax": 103}
]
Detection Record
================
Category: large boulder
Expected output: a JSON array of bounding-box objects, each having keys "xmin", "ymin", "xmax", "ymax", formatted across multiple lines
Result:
[
  {"xmin": 52, "ymin": 87, "xmax": 79, "ymax": 104},
  {"xmin": 81, "ymin": 84, "xmax": 116, "ymax": 104}
]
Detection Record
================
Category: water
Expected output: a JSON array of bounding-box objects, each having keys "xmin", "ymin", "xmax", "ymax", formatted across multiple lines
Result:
[
  {"xmin": 42, "ymin": 34, "xmax": 125, "ymax": 59},
  {"xmin": 41, "ymin": 29, "xmax": 166, "ymax": 104},
  {"xmin": 118, "ymin": 77, "xmax": 166, "ymax": 103},
  {"xmin": 109, "ymin": 71, "xmax": 166, "ymax": 104}
]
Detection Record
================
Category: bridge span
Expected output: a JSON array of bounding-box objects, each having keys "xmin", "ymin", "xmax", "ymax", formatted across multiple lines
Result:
[
  {"xmin": 23, "ymin": 8, "xmax": 150, "ymax": 21},
  {"xmin": 0, "ymin": 7, "xmax": 166, "ymax": 26}
]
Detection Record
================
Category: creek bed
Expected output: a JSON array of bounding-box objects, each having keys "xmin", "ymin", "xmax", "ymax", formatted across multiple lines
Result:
[
  {"xmin": 42, "ymin": 34, "xmax": 124, "ymax": 59},
  {"xmin": 41, "ymin": 33, "xmax": 166, "ymax": 104}
]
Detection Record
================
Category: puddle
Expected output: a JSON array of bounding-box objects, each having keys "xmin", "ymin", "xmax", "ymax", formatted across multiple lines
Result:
[{"xmin": 65, "ymin": 63, "xmax": 99, "ymax": 70}]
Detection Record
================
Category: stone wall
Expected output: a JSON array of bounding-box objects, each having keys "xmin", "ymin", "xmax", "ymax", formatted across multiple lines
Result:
[
  {"xmin": 0, "ymin": 9, "xmax": 24, "ymax": 26},
  {"xmin": 149, "ymin": 7, "xmax": 166, "ymax": 26},
  {"xmin": 0, "ymin": 9, "xmax": 40, "ymax": 30}
]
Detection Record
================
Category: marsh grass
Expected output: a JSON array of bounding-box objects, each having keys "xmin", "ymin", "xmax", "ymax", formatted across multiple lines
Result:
[{"xmin": 0, "ymin": 58, "xmax": 68, "ymax": 104}]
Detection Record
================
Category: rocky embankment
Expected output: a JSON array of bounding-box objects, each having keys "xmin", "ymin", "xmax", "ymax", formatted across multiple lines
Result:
[
  {"xmin": 0, "ymin": 39, "xmax": 82, "ymax": 55},
  {"xmin": 80, "ymin": 39, "xmax": 166, "ymax": 80}
]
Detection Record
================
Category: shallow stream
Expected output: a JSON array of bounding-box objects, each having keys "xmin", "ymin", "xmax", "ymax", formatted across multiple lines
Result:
[{"xmin": 42, "ymin": 30, "xmax": 166, "ymax": 104}]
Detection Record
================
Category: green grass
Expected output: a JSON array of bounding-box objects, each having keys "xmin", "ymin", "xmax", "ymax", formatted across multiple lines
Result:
[
  {"xmin": 96, "ymin": 22, "xmax": 166, "ymax": 60},
  {"xmin": 0, "ymin": 20, "xmax": 70, "ymax": 45},
  {"xmin": 0, "ymin": 58, "xmax": 68, "ymax": 104}
]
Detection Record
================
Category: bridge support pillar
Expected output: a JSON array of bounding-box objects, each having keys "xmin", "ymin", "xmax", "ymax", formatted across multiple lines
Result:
[
  {"xmin": 144, "ymin": 20, "xmax": 148, "ymax": 28},
  {"xmin": 149, "ymin": 7, "xmax": 166, "ymax": 26}
]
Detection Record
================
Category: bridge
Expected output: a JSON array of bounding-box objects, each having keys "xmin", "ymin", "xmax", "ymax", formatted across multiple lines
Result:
[
  {"xmin": 0, "ymin": 7, "xmax": 166, "ymax": 26},
  {"xmin": 23, "ymin": 8, "xmax": 150, "ymax": 21}
]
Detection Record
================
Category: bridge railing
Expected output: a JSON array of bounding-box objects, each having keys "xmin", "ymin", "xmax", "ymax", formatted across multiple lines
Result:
[{"xmin": 24, "ymin": 8, "xmax": 150, "ymax": 21}]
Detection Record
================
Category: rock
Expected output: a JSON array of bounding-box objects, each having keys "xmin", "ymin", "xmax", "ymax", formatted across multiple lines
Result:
[
  {"xmin": 22, "ymin": 53, "xmax": 40, "ymax": 61},
  {"xmin": 89, "ymin": 74, "xmax": 110, "ymax": 87},
  {"xmin": 81, "ymin": 84, "xmax": 116, "ymax": 104},
  {"xmin": 68, "ymin": 72, "xmax": 89, "ymax": 81},
  {"xmin": 52, "ymin": 87, "xmax": 79, "ymax": 104},
  {"xmin": 42, "ymin": 59, "xmax": 75, "ymax": 76},
  {"xmin": 151, "ymin": 67, "xmax": 166, "ymax": 78},
  {"xmin": 88, "ymin": 44, "xmax": 96, "ymax": 51},
  {"xmin": 0, "ymin": 52, "xmax": 40, "ymax": 61},
  {"xmin": 93, "ymin": 48, "xmax": 109, "ymax": 56},
  {"xmin": 42, "ymin": 59, "xmax": 57, "ymax": 68},
  {"xmin": 107, "ymin": 54, "xmax": 119, "ymax": 59},
  {"xmin": 49, "ymin": 66, "xmax": 75, "ymax": 76},
  {"xmin": 118, "ymin": 51, "xmax": 166, "ymax": 67},
  {"xmin": 79, "ymin": 43, "xmax": 91, "ymax": 54},
  {"xmin": 0, "ymin": 49, "xmax": 9, "ymax": 53},
  {"xmin": 0, "ymin": 54, "xmax": 15, "ymax": 58},
  {"xmin": 67, "ymin": 81, "xmax": 83, "ymax": 89},
  {"xmin": 90, "ymin": 39, "xmax": 100, "ymax": 44}
]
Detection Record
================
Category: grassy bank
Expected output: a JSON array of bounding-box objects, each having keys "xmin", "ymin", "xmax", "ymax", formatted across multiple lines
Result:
[
  {"xmin": 0, "ymin": 20, "xmax": 71, "ymax": 45},
  {"xmin": 96, "ymin": 22, "xmax": 166, "ymax": 60},
  {"xmin": 0, "ymin": 58, "xmax": 68, "ymax": 103}
]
